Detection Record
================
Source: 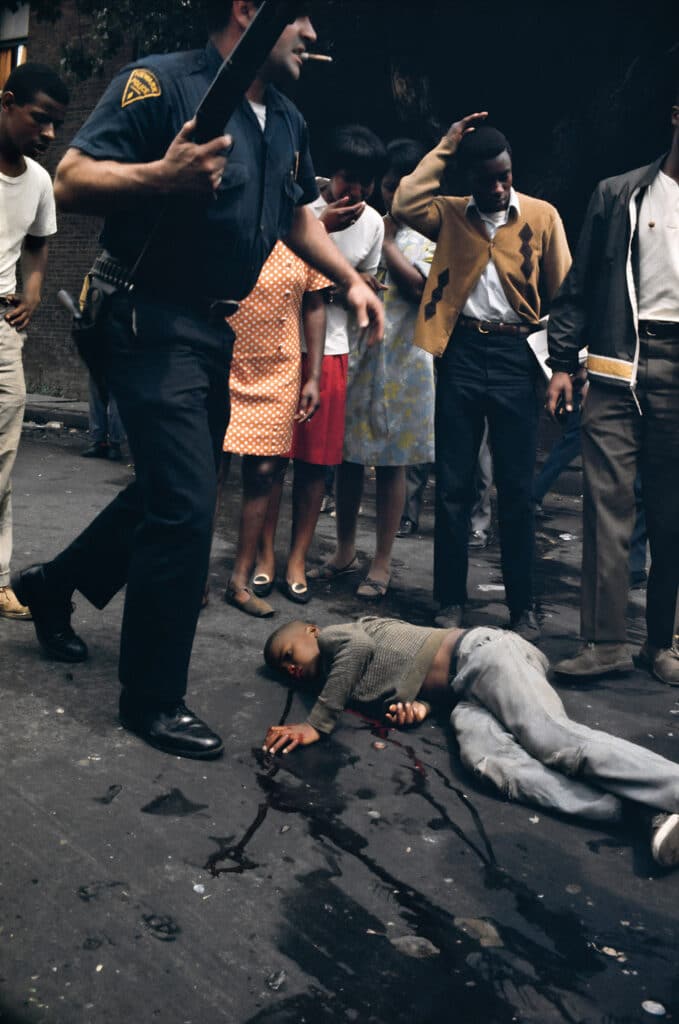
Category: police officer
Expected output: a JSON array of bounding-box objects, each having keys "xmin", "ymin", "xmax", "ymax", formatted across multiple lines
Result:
[{"xmin": 12, "ymin": 1, "xmax": 383, "ymax": 759}]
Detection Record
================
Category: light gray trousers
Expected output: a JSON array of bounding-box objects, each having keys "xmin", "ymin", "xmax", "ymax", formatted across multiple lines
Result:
[
  {"xmin": 0, "ymin": 318, "xmax": 26, "ymax": 587},
  {"xmin": 450, "ymin": 628, "xmax": 679, "ymax": 821}
]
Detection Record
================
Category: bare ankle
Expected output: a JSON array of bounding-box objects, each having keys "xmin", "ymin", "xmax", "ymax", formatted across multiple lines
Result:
[{"xmin": 335, "ymin": 548, "xmax": 355, "ymax": 567}]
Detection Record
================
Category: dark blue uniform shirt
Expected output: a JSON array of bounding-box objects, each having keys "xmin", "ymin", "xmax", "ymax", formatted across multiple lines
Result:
[{"xmin": 71, "ymin": 43, "xmax": 318, "ymax": 300}]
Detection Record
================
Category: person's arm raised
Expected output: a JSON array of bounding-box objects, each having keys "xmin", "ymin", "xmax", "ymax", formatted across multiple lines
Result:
[{"xmin": 393, "ymin": 111, "xmax": 488, "ymax": 240}]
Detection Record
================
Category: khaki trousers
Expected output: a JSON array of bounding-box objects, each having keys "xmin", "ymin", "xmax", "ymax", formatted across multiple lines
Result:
[{"xmin": 0, "ymin": 317, "xmax": 26, "ymax": 587}]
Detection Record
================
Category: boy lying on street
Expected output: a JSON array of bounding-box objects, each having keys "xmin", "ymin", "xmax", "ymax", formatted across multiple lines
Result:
[{"xmin": 262, "ymin": 617, "xmax": 679, "ymax": 867}]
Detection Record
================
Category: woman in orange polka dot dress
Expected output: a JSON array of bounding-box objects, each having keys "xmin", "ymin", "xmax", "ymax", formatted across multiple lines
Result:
[{"xmin": 222, "ymin": 240, "xmax": 330, "ymax": 616}]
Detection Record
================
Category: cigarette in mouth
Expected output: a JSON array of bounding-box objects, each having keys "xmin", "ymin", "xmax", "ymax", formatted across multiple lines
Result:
[{"xmin": 301, "ymin": 53, "xmax": 333, "ymax": 63}]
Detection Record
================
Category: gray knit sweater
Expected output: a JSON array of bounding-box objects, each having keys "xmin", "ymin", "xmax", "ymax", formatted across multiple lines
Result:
[{"xmin": 307, "ymin": 616, "xmax": 446, "ymax": 735}]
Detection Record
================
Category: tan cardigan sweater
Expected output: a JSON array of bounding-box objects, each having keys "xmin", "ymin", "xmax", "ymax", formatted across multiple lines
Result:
[{"xmin": 392, "ymin": 135, "xmax": 572, "ymax": 356}]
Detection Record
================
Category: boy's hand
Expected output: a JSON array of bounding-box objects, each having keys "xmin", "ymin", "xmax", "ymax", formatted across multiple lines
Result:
[
  {"xmin": 4, "ymin": 293, "xmax": 39, "ymax": 331},
  {"xmin": 263, "ymin": 721, "xmax": 321, "ymax": 755},
  {"xmin": 385, "ymin": 700, "xmax": 430, "ymax": 728}
]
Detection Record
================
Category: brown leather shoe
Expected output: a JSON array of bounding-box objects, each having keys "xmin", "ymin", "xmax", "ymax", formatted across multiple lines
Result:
[
  {"xmin": 638, "ymin": 640, "xmax": 679, "ymax": 686},
  {"xmin": 509, "ymin": 609, "xmax": 542, "ymax": 643},
  {"xmin": 224, "ymin": 581, "xmax": 274, "ymax": 618},
  {"xmin": 0, "ymin": 585, "xmax": 31, "ymax": 620},
  {"xmin": 554, "ymin": 642, "xmax": 633, "ymax": 678}
]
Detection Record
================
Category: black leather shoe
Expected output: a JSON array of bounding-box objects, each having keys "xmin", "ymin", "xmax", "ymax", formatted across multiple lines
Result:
[
  {"xmin": 11, "ymin": 565, "xmax": 88, "ymax": 663},
  {"xmin": 508, "ymin": 608, "xmax": 542, "ymax": 643},
  {"xmin": 396, "ymin": 517, "xmax": 417, "ymax": 538},
  {"xmin": 468, "ymin": 529, "xmax": 489, "ymax": 550},
  {"xmin": 81, "ymin": 441, "xmax": 109, "ymax": 459},
  {"xmin": 119, "ymin": 694, "xmax": 224, "ymax": 759},
  {"xmin": 629, "ymin": 569, "xmax": 647, "ymax": 590}
]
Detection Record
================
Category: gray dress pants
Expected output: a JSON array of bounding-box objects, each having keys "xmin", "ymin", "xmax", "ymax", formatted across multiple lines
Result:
[
  {"xmin": 580, "ymin": 328, "xmax": 679, "ymax": 648},
  {"xmin": 450, "ymin": 628, "xmax": 679, "ymax": 821}
]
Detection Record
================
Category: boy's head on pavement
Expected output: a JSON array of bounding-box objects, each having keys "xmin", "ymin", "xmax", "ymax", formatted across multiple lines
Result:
[
  {"xmin": 325, "ymin": 124, "xmax": 387, "ymax": 204},
  {"xmin": 0, "ymin": 62, "xmax": 69, "ymax": 161},
  {"xmin": 264, "ymin": 620, "xmax": 322, "ymax": 685},
  {"xmin": 457, "ymin": 125, "xmax": 513, "ymax": 214}
]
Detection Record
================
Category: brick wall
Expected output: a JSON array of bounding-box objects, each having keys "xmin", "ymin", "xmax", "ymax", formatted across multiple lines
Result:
[{"xmin": 24, "ymin": 1, "xmax": 133, "ymax": 398}]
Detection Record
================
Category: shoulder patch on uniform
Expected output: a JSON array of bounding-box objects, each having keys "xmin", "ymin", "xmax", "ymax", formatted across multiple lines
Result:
[{"xmin": 121, "ymin": 68, "xmax": 161, "ymax": 108}]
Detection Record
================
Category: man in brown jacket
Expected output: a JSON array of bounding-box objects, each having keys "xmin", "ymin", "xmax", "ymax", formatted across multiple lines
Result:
[{"xmin": 393, "ymin": 113, "xmax": 571, "ymax": 638}]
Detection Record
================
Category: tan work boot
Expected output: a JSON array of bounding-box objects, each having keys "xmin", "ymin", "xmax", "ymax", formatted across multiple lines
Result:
[
  {"xmin": 637, "ymin": 638, "xmax": 679, "ymax": 687},
  {"xmin": 0, "ymin": 585, "xmax": 32, "ymax": 620},
  {"xmin": 554, "ymin": 642, "xmax": 633, "ymax": 678}
]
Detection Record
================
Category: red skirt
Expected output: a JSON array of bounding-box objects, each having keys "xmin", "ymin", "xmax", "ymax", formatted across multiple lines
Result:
[{"xmin": 289, "ymin": 353, "xmax": 348, "ymax": 465}]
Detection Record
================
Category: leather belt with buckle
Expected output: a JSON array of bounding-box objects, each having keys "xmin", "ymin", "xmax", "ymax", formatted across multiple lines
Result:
[
  {"xmin": 164, "ymin": 295, "xmax": 240, "ymax": 321},
  {"xmin": 457, "ymin": 314, "xmax": 534, "ymax": 337}
]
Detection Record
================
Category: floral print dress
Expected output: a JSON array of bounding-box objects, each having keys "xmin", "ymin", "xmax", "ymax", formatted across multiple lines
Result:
[{"xmin": 343, "ymin": 224, "xmax": 436, "ymax": 467}]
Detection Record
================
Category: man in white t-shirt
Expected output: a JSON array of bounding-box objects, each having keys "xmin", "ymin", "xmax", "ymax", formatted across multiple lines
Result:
[
  {"xmin": 0, "ymin": 63, "xmax": 68, "ymax": 619},
  {"xmin": 547, "ymin": 85, "xmax": 679, "ymax": 685}
]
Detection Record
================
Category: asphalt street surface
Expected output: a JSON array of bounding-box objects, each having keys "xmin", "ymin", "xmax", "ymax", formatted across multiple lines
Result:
[{"xmin": 1, "ymin": 426, "xmax": 677, "ymax": 1024}]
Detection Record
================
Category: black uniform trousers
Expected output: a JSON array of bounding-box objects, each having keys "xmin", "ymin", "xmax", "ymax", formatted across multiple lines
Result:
[
  {"xmin": 48, "ymin": 291, "xmax": 234, "ymax": 702},
  {"xmin": 580, "ymin": 326, "xmax": 679, "ymax": 648},
  {"xmin": 434, "ymin": 324, "xmax": 540, "ymax": 614}
]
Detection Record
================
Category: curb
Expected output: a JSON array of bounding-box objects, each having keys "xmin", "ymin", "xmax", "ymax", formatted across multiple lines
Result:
[{"xmin": 24, "ymin": 395, "xmax": 89, "ymax": 430}]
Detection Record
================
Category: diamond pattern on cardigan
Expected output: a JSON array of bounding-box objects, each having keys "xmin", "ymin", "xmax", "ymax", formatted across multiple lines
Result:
[
  {"xmin": 519, "ymin": 223, "xmax": 533, "ymax": 280},
  {"xmin": 424, "ymin": 268, "xmax": 450, "ymax": 321}
]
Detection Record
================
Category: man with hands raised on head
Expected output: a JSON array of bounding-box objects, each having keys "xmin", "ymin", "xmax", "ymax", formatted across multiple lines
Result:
[{"xmin": 392, "ymin": 112, "xmax": 571, "ymax": 639}]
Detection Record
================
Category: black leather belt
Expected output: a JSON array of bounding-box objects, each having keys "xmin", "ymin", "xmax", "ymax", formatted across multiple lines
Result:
[
  {"xmin": 92, "ymin": 253, "xmax": 135, "ymax": 291},
  {"xmin": 457, "ymin": 314, "xmax": 534, "ymax": 337},
  {"xmin": 180, "ymin": 296, "xmax": 241, "ymax": 321},
  {"xmin": 91, "ymin": 253, "xmax": 240, "ymax": 320},
  {"xmin": 639, "ymin": 320, "xmax": 679, "ymax": 338}
]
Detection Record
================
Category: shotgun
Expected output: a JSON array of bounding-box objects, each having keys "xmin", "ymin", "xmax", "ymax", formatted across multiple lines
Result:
[
  {"xmin": 63, "ymin": 0, "xmax": 300, "ymax": 388},
  {"xmin": 194, "ymin": 0, "xmax": 297, "ymax": 143}
]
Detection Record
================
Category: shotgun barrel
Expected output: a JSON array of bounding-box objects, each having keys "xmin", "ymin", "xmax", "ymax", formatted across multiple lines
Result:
[{"xmin": 194, "ymin": 0, "xmax": 297, "ymax": 144}]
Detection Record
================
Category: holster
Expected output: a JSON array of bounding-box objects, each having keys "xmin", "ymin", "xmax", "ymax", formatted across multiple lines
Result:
[{"xmin": 73, "ymin": 276, "xmax": 119, "ymax": 399}]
